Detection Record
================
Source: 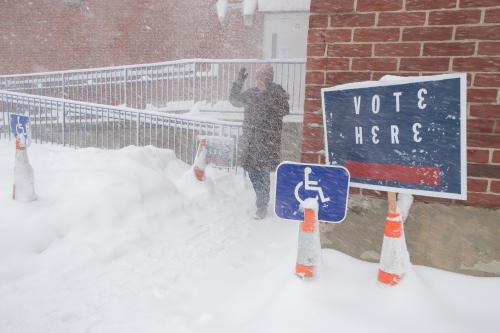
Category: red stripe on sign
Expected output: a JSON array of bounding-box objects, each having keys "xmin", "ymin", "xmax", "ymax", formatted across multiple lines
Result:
[{"xmin": 344, "ymin": 161, "xmax": 441, "ymax": 186}]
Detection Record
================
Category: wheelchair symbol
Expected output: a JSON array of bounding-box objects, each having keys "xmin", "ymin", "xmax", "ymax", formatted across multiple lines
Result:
[
  {"xmin": 16, "ymin": 119, "xmax": 27, "ymax": 138},
  {"xmin": 294, "ymin": 167, "xmax": 330, "ymax": 205}
]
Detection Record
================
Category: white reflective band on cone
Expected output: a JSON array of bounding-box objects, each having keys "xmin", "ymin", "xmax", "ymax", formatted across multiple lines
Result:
[
  {"xmin": 379, "ymin": 234, "xmax": 409, "ymax": 276},
  {"xmin": 296, "ymin": 198, "xmax": 321, "ymax": 279},
  {"xmin": 193, "ymin": 140, "xmax": 207, "ymax": 181},
  {"xmin": 378, "ymin": 213, "xmax": 410, "ymax": 286},
  {"xmin": 13, "ymin": 145, "xmax": 37, "ymax": 202},
  {"xmin": 296, "ymin": 229, "xmax": 321, "ymax": 267}
]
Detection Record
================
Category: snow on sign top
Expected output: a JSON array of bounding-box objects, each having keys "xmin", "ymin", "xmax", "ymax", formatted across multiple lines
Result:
[{"xmin": 257, "ymin": 0, "xmax": 311, "ymax": 12}]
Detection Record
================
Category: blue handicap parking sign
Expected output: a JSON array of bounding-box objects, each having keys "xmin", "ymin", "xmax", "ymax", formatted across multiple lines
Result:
[
  {"xmin": 10, "ymin": 114, "xmax": 31, "ymax": 147},
  {"xmin": 274, "ymin": 162, "xmax": 350, "ymax": 223}
]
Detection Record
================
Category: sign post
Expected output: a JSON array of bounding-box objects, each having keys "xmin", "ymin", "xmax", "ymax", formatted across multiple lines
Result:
[
  {"xmin": 275, "ymin": 162, "xmax": 350, "ymax": 279},
  {"xmin": 321, "ymin": 73, "xmax": 467, "ymax": 285},
  {"xmin": 10, "ymin": 114, "xmax": 37, "ymax": 202}
]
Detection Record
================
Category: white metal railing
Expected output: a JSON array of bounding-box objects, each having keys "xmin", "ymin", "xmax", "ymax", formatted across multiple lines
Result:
[
  {"xmin": 0, "ymin": 58, "xmax": 306, "ymax": 113},
  {"xmin": 0, "ymin": 90, "xmax": 243, "ymax": 167}
]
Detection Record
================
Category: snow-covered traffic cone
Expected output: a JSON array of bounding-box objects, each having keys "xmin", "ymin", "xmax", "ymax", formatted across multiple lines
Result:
[
  {"xmin": 12, "ymin": 138, "xmax": 37, "ymax": 202},
  {"xmin": 193, "ymin": 138, "xmax": 207, "ymax": 181},
  {"xmin": 296, "ymin": 199, "xmax": 321, "ymax": 279},
  {"xmin": 378, "ymin": 212, "xmax": 409, "ymax": 286}
]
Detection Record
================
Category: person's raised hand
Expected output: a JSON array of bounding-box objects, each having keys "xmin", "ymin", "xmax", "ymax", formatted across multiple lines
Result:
[{"xmin": 238, "ymin": 67, "xmax": 248, "ymax": 82}]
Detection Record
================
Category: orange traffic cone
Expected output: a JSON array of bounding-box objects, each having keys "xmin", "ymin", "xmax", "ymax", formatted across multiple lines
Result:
[
  {"xmin": 13, "ymin": 138, "xmax": 37, "ymax": 202},
  {"xmin": 378, "ymin": 212, "xmax": 409, "ymax": 286},
  {"xmin": 296, "ymin": 199, "xmax": 321, "ymax": 279},
  {"xmin": 193, "ymin": 138, "xmax": 207, "ymax": 181}
]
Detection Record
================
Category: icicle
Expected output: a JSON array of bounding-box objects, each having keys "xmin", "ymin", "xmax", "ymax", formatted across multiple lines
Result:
[
  {"xmin": 243, "ymin": 0, "xmax": 257, "ymax": 26},
  {"xmin": 216, "ymin": 0, "xmax": 228, "ymax": 23}
]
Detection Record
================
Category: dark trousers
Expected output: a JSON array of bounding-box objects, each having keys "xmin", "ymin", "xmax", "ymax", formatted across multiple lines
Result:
[{"xmin": 246, "ymin": 168, "xmax": 270, "ymax": 209}]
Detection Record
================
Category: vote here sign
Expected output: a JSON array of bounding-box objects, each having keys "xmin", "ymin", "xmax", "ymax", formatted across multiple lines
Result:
[
  {"xmin": 321, "ymin": 74, "xmax": 467, "ymax": 200},
  {"xmin": 196, "ymin": 135, "xmax": 235, "ymax": 168}
]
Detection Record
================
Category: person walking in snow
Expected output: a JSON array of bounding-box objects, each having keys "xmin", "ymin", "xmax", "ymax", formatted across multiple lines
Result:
[{"xmin": 229, "ymin": 64, "xmax": 289, "ymax": 219}]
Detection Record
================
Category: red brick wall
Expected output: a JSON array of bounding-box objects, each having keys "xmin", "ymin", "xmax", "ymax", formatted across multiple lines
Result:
[
  {"xmin": 303, "ymin": 0, "xmax": 500, "ymax": 208},
  {"xmin": 0, "ymin": 0, "xmax": 263, "ymax": 74}
]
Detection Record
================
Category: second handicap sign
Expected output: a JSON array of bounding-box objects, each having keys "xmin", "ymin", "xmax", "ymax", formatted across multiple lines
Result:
[
  {"xmin": 275, "ymin": 162, "xmax": 350, "ymax": 223},
  {"xmin": 10, "ymin": 114, "xmax": 31, "ymax": 148}
]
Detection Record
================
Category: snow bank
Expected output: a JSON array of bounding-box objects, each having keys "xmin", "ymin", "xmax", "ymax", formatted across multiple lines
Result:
[{"xmin": 0, "ymin": 141, "xmax": 499, "ymax": 332}]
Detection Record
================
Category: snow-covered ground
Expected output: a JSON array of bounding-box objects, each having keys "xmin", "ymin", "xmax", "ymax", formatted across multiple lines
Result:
[{"xmin": 0, "ymin": 141, "xmax": 499, "ymax": 333}]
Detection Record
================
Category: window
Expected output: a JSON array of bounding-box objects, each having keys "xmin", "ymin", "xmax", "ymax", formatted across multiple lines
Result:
[{"xmin": 64, "ymin": 0, "xmax": 82, "ymax": 7}]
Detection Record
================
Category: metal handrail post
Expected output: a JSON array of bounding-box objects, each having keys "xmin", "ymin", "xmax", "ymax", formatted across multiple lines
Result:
[
  {"xmin": 61, "ymin": 73, "xmax": 65, "ymax": 99},
  {"xmin": 136, "ymin": 112, "xmax": 140, "ymax": 146},
  {"xmin": 124, "ymin": 68, "xmax": 128, "ymax": 107},
  {"xmin": 192, "ymin": 61, "xmax": 196, "ymax": 102},
  {"xmin": 62, "ymin": 100, "xmax": 66, "ymax": 146}
]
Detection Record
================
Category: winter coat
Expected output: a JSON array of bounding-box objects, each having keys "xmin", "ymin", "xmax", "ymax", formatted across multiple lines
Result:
[{"xmin": 229, "ymin": 80, "xmax": 290, "ymax": 171}]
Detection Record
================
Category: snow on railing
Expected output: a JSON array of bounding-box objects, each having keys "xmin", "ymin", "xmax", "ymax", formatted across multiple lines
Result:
[
  {"xmin": 0, "ymin": 89, "xmax": 243, "ymax": 167},
  {"xmin": 0, "ymin": 58, "xmax": 306, "ymax": 113}
]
